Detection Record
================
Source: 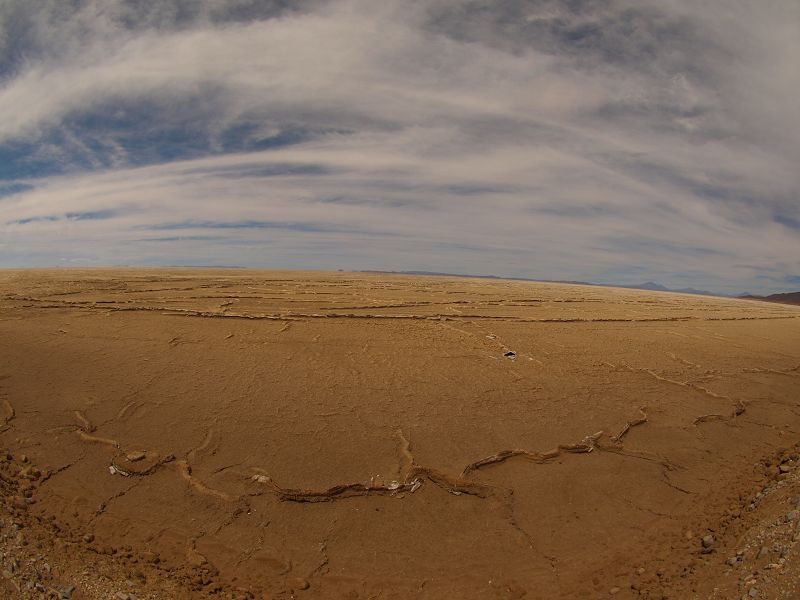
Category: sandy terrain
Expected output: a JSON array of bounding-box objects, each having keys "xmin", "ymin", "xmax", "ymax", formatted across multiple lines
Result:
[{"xmin": 0, "ymin": 268, "xmax": 799, "ymax": 599}]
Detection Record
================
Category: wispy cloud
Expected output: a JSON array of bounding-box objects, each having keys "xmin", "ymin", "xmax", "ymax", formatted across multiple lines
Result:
[{"xmin": 0, "ymin": 0, "xmax": 798, "ymax": 294}]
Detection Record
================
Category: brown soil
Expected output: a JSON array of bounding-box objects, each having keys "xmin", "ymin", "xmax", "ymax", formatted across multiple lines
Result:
[{"xmin": 0, "ymin": 268, "xmax": 799, "ymax": 599}]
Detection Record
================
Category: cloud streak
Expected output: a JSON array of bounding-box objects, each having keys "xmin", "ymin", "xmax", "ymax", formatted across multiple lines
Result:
[{"xmin": 0, "ymin": 0, "xmax": 798, "ymax": 294}]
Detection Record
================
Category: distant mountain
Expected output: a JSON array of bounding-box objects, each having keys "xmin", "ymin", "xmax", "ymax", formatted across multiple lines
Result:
[
  {"xmin": 740, "ymin": 292, "xmax": 800, "ymax": 306},
  {"xmin": 364, "ymin": 271, "xmax": 800, "ymax": 300},
  {"xmin": 616, "ymin": 282, "xmax": 719, "ymax": 296},
  {"xmin": 360, "ymin": 272, "xmax": 725, "ymax": 297},
  {"xmin": 623, "ymin": 281, "xmax": 670, "ymax": 292},
  {"xmin": 360, "ymin": 270, "xmax": 592, "ymax": 285}
]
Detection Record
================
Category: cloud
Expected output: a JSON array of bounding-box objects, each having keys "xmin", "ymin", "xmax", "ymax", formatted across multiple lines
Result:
[
  {"xmin": 0, "ymin": 182, "xmax": 33, "ymax": 197},
  {"xmin": 0, "ymin": 0, "xmax": 798, "ymax": 294}
]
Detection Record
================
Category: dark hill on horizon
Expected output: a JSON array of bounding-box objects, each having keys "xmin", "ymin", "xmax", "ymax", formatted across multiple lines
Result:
[
  {"xmin": 362, "ymin": 271, "xmax": 720, "ymax": 297},
  {"xmin": 741, "ymin": 291, "xmax": 800, "ymax": 306}
]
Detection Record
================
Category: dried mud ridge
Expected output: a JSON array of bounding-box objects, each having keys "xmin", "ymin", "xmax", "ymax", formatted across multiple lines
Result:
[
  {"xmin": 5, "ymin": 294, "xmax": 800, "ymax": 323},
  {"xmin": 73, "ymin": 412, "xmax": 235, "ymax": 502},
  {"xmin": 64, "ymin": 402, "xmax": 704, "ymax": 507},
  {"xmin": 4, "ymin": 431, "xmax": 800, "ymax": 600},
  {"xmin": 68, "ymin": 402, "xmax": 663, "ymax": 504},
  {"xmin": 0, "ymin": 333, "xmax": 772, "ymax": 512},
  {"xmin": 605, "ymin": 362, "xmax": 751, "ymax": 427},
  {"xmin": 2, "ymin": 276, "xmax": 800, "ymax": 597},
  {"xmin": 0, "ymin": 448, "xmax": 239, "ymax": 599},
  {"xmin": 56, "ymin": 353, "xmax": 772, "ymax": 507}
]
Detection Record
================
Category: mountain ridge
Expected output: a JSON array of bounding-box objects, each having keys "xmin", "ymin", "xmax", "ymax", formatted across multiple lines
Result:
[{"xmin": 361, "ymin": 271, "xmax": 722, "ymax": 297}]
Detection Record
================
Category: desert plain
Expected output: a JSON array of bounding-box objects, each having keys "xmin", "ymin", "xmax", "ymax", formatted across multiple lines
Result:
[{"xmin": 0, "ymin": 268, "xmax": 799, "ymax": 599}]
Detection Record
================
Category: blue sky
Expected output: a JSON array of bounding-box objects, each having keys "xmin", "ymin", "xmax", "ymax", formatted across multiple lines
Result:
[{"xmin": 0, "ymin": 0, "xmax": 798, "ymax": 294}]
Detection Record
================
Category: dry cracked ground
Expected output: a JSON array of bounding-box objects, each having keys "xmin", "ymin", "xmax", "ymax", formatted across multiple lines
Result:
[{"xmin": 0, "ymin": 268, "xmax": 799, "ymax": 600}]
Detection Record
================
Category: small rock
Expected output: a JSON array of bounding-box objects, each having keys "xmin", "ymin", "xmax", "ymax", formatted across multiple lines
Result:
[
  {"xmin": 727, "ymin": 557, "xmax": 738, "ymax": 566},
  {"xmin": 609, "ymin": 587, "xmax": 620, "ymax": 595},
  {"xmin": 130, "ymin": 569, "xmax": 145, "ymax": 581},
  {"xmin": 780, "ymin": 464, "xmax": 791, "ymax": 474},
  {"xmin": 126, "ymin": 451, "xmax": 146, "ymax": 462},
  {"xmin": 114, "ymin": 592, "xmax": 131, "ymax": 600},
  {"xmin": 289, "ymin": 577, "xmax": 310, "ymax": 590},
  {"xmin": 748, "ymin": 587, "xmax": 759, "ymax": 598},
  {"xmin": 60, "ymin": 585, "xmax": 76, "ymax": 599},
  {"xmin": 786, "ymin": 510, "xmax": 799, "ymax": 522},
  {"xmin": 757, "ymin": 546, "xmax": 769, "ymax": 560},
  {"xmin": 83, "ymin": 533, "xmax": 94, "ymax": 543},
  {"xmin": 702, "ymin": 535, "xmax": 715, "ymax": 548},
  {"xmin": 636, "ymin": 567, "xmax": 645, "ymax": 575}
]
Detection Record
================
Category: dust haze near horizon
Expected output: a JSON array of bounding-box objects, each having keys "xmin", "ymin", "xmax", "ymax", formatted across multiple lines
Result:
[{"xmin": 0, "ymin": 0, "xmax": 798, "ymax": 295}]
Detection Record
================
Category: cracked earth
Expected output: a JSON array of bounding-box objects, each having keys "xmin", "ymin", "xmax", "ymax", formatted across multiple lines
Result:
[{"xmin": 0, "ymin": 268, "xmax": 799, "ymax": 599}]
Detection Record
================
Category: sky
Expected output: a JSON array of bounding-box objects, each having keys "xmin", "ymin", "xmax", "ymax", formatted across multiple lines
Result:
[{"xmin": 0, "ymin": 0, "xmax": 798, "ymax": 295}]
